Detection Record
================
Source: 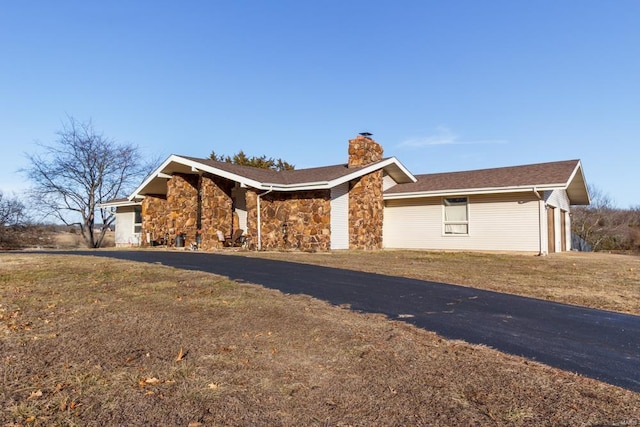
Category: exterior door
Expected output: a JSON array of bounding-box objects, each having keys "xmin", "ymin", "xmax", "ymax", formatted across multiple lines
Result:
[
  {"xmin": 560, "ymin": 209, "xmax": 567, "ymax": 251},
  {"xmin": 547, "ymin": 206, "xmax": 556, "ymax": 253}
]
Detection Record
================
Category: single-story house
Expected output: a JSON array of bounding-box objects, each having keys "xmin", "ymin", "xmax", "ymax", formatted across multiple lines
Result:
[{"xmin": 103, "ymin": 134, "xmax": 589, "ymax": 254}]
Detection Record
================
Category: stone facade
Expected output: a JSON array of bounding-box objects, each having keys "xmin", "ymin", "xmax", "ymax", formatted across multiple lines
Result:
[
  {"xmin": 166, "ymin": 173, "xmax": 199, "ymax": 247},
  {"xmin": 141, "ymin": 173, "xmax": 237, "ymax": 249},
  {"xmin": 139, "ymin": 134, "xmax": 386, "ymax": 251},
  {"xmin": 199, "ymin": 174, "xmax": 234, "ymax": 250},
  {"xmin": 349, "ymin": 171, "xmax": 384, "ymax": 249},
  {"xmin": 141, "ymin": 194, "xmax": 169, "ymax": 245},
  {"xmin": 247, "ymin": 190, "xmax": 331, "ymax": 251},
  {"xmin": 348, "ymin": 135, "xmax": 384, "ymax": 249}
]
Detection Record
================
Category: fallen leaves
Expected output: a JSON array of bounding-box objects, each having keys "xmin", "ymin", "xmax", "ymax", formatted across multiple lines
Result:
[
  {"xmin": 144, "ymin": 377, "xmax": 161, "ymax": 385},
  {"xmin": 175, "ymin": 347, "xmax": 186, "ymax": 362},
  {"xmin": 139, "ymin": 377, "xmax": 176, "ymax": 388},
  {"xmin": 27, "ymin": 390, "xmax": 43, "ymax": 400}
]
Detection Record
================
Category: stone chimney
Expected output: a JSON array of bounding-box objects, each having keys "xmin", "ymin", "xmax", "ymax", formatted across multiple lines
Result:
[{"xmin": 348, "ymin": 133, "xmax": 383, "ymax": 167}]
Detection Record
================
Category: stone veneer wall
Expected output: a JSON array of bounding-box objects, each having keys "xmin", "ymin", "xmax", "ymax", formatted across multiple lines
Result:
[
  {"xmin": 141, "ymin": 194, "xmax": 168, "ymax": 245},
  {"xmin": 246, "ymin": 190, "xmax": 331, "ymax": 251},
  {"xmin": 199, "ymin": 173, "xmax": 234, "ymax": 250},
  {"xmin": 348, "ymin": 171, "xmax": 384, "ymax": 249},
  {"xmin": 141, "ymin": 173, "xmax": 236, "ymax": 249},
  {"xmin": 348, "ymin": 135, "xmax": 384, "ymax": 249},
  {"xmin": 165, "ymin": 173, "xmax": 199, "ymax": 247}
]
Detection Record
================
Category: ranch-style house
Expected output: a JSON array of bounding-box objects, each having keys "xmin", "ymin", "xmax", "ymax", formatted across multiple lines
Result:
[{"xmin": 104, "ymin": 134, "xmax": 589, "ymax": 254}]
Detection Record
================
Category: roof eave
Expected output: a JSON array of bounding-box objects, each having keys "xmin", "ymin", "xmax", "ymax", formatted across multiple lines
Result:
[
  {"xmin": 384, "ymin": 184, "xmax": 564, "ymax": 200},
  {"xmin": 99, "ymin": 199, "xmax": 143, "ymax": 208},
  {"xmin": 564, "ymin": 160, "xmax": 591, "ymax": 205},
  {"xmin": 130, "ymin": 155, "xmax": 266, "ymax": 197}
]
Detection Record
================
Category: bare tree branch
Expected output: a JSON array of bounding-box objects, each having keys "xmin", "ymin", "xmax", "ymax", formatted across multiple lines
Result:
[{"xmin": 572, "ymin": 184, "xmax": 640, "ymax": 252}]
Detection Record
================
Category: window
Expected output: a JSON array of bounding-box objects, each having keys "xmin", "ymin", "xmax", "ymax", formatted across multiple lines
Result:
[
  {"xmin": 443, "ymin": 197, "xmax": 468, "ymax": 235},
  {"xmin": 134, "ymin": 206, "xmax": 142, "ymax": 234}
]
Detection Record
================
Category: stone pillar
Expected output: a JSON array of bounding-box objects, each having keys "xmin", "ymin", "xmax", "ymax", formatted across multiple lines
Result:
[
  {"xmin": 349, "ymin": 171, "xmax": 384, "ymax": 250},
  {"xmin": 166, "ymin": 173, "xmax": 199, "ymax": 247},
  {"xmin": 199, "ymin": 174, "xmax": 234, "ymax": 250},
  {"xmin": 246, "ymin": 189, "xmax": 258, "ymax": 247},
  {"xmin": 141, "ymin": 195, "xmax": 168, "ymax": 246}
]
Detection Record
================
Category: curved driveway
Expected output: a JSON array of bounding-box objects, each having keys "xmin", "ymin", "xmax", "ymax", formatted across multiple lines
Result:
[{"xmin": 67, "ymin": 250, "xmax": 639, "ymax": 392}]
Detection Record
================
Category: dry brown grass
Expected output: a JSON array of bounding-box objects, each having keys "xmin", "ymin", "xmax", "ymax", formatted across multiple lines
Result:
[
  {"xmin": 241, "ymin": 250, "xmax": 640, "ymax": 315},
  {"xmin": 1, "ymin": 253, "xmax": 639, "ymax": 426},
  {"xmin": 52, "ymin": 230, "xmax": 115, "ymax": 249}
]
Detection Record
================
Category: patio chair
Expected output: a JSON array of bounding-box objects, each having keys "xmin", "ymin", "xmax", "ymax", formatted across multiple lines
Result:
[
  {"xmin": 216, "ymin": 229, "xmax": 245, "ymax": 247},
  {"xmin": 228, "ymin": 229, "xmax": 246, "ymax": 247}
]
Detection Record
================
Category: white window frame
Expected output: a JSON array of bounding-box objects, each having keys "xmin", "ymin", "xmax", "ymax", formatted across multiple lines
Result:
[
  {"xmin": 134, "ymin": 206, "xmax": 142, "ymax": 234},
  {"xmin": 443, "ymin": 197, "xmax": 469, "ymax": 236}
]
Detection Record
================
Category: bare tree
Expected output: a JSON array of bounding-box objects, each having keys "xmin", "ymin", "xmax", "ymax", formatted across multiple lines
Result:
[
  {"xmin": 0, "ymin": 191, "xmax": 28, "ymax": 248},
  {"xmin": 0, "ymin": 191, "xmax": 27, "ymax": 226},
  {"xmin": 24, "ymin": 117, "xmax": 148, "ymax": 248}
]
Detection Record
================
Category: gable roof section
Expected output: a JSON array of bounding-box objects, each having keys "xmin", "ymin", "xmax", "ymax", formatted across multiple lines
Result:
[
  {"xmin": 384, "ymin": 159, "xmax": 590, "ymax": 205},
  {"xmin": 130, "ymin": 154, "xmax": 416, "ymax": 198}
]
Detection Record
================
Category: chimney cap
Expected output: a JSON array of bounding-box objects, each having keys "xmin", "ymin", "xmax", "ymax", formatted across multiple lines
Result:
[{"xmin": 359, "ymin": 132, "xmax": 373, "ymax": 138}]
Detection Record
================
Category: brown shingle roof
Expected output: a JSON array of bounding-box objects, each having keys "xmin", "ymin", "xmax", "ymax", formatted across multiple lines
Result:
[
  {"xmin": 385, "ymin": 160, "xmax": 581, "ymax": 194},
  {"xmin": 179, "ymin": 155, "xmax": 385, "ymax": 185}
]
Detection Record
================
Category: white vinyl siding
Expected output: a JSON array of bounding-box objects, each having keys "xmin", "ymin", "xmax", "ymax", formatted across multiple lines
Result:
[
  {"xmin": 114, "ymin": 206, "xmax": 141, "ymax": 246},
  {"xmin": 545, "ymin": 189, "xmax": 570, "ymax": 211},
  {"xmin": 383, "ymin": 192, "xmax": 541, "ymax": 251},
  {"xmin": 232, "ymin": 187, "xmax": 248, "ymax": 231},
  {"xmin": 330, "ymin": 183, "xmax": 349, "ymax": 249}
]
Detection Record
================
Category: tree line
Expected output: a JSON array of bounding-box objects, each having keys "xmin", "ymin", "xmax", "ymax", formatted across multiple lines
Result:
[{"xmin": 570, "ymin": 186, "xmax": 640, "ymax": 253}]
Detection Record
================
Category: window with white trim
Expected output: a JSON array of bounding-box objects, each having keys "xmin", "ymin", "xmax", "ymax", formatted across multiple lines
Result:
[
  {"xmin": 443, "ymin": 197, "xmax": 468, "ymax": 235},
  {"xmin": 134, "ymin": 206, "xmax": 142, "ymax": 234}
]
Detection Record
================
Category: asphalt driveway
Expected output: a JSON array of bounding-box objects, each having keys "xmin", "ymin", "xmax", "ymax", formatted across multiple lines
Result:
[{"xmin": 60, "ymin": 250, "xmax": 640, "ymax": 392}]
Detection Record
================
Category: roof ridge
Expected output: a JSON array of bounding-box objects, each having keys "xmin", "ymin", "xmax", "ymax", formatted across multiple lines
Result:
[{"xmin": 412, "ymin": 159, "xmax": 580, "ymax": 178}]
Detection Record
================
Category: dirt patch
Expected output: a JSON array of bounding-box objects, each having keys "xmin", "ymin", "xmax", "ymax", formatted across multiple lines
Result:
[
  {"xmin": 1, "ymin": 253, "xmax": 638, "ymax": 426},
  {"xmin": 241, "ymin": 250, "xmax": 640, "ymax": 315}
]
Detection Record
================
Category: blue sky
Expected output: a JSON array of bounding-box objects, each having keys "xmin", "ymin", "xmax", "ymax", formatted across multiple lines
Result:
[{"xmin": 1, "ymin": 1, "xmax": 639, "ymax": 208}]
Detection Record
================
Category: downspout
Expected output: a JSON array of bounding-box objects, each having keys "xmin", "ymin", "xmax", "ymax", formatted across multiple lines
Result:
[
  {"xmin": 533, "ymin": 187, "xmax": 545, "ymax": 256},
  {"xmin": 256, "ymin": 186, "xmax": 273, "ymax": 251}
]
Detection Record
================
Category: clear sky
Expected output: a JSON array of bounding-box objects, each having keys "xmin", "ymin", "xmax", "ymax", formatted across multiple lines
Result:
[{"xmin": 1, "ymin": 1, "xmax": 639, "ymax": 208}]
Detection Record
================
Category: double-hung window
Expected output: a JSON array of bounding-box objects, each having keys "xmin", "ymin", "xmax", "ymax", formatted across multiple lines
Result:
[{"xmin": 443, "ymin": 197, "xmax": 468, "ymax": 235}]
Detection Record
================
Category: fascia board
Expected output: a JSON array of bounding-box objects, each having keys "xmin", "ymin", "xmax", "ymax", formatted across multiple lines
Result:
[
  {"xmin": 328, "ymin": 158, "xmax": 417, "ymax": 188},
  {"xmin": 384, "ymin": 184, "xmax": 564, "ymax": 200},
  {"xmin": 130, "ymin": 155, "xmax": 266, "ymax": 197},
  {"xmin": 257, "ymin": 158, "xmax": 417, "ymax": 191},
  {"xmin": 129, "ymin": 155, "xmax": 418, "ymax": 196},
  {"xmin": 99, "ymin": 199, "xmax": 142, "ymax": 208},
  {"xmin": 257, "ymin": 181, "xmax": 330, "ymax": 190}
]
